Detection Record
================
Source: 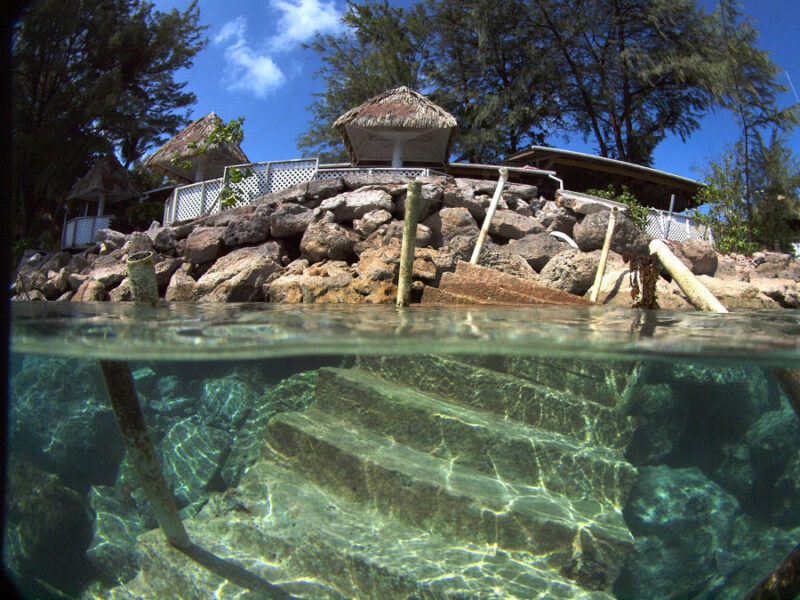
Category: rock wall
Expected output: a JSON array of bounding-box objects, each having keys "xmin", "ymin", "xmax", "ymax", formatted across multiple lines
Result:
[{"xmin": 11, "ymin": 174, "xmax": 800, "ymax": 308}]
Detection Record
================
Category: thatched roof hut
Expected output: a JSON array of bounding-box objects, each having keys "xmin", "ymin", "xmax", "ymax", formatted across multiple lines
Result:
[
  {"xmin": 334, "ymin": 87, "xmax": 457, "ymax": 168},
  {"xmin": 67, "ymin": 154, "xmax": 139, "ymax": 216},
  {"xmin": 145, "ymin": 112, "xmax": 249, "ymax": 183}
]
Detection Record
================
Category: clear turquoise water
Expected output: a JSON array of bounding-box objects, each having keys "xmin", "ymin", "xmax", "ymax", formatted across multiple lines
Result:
[{"xmin": 6, "ymin": 303, "xmax": 800, "ymax": 599}]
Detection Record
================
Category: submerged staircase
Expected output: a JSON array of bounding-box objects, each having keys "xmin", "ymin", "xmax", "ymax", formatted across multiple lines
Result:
[{"xmin": 106, "ymin": 355, "xmax": 640, "ymax": 599}]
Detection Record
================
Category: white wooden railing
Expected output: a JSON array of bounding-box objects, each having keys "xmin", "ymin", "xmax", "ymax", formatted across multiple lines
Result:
[{"xmin": 61, "ymin": 215, "xmax": 113, "ymax": 248}]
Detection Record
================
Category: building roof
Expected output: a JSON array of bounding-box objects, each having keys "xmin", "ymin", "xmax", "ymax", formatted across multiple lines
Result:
[
  {"xmin": 145, "ymin": 112, "xmax": 249, "ymax": 184},
  {"xmin": 505, "ymin": 146, "xmax": 705, "ymax": 212},
  {"xmin": 66, "ymin": 154, "xmax": 139, "ymax": 203},
  {"xmin": 334, "ymin": 87, "xmax": 457, "ymax": 168}
]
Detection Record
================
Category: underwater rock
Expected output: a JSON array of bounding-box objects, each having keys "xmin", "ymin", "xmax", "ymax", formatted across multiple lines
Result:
[
  {"xmin": 624, "ymin": 382, "xmax": 687, "ymax": 465},
  {"xmin": 199, "ymin": 373, "xmax": 256, "ymax": 430},
  {"xmin": 87, "ymin": 485, "xmax": 146, "ymax": 586},
  {"xmin": 772, "ymin": 449, "xmax": 800, "ymax": 526},
  {"xmin": 159, "ymin": 415, "xmax": 233, "ymax": 508},
  {"xmin": 10, "ymin": 356, "xmax": 125, "ymax": 492},
  {"xmin": 616, "ymin": 465, "xmax": 740, "ymax": 599},
  {"xmin": 221, "ymin": 370, "xmax": 318, "ymax": 488},
  {"xmin": 4, "ymin": 456, "xmax": 93, "ymax": 597},
  {"xmin": 715, "ymin": 405, "xmax": 800, "ymax": 516}
]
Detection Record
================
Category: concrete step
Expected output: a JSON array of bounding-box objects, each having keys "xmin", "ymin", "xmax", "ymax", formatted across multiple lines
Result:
[
  {"xmin": 264, "ymin": 408, "xmax": 633, "ymax": 591},
  {"xmin": 455, "ymin": 355, "xmax": 645, "ymax": 410},
  {"xmin": 316, "ymin": 367, "xmax": 635, "ymax": 507},
  {"xmin": 421, "ymin": 261, "xmax": 592, "ymax": 306},
  {"xmin": 104, "ymin": 461, "xmax": 616, "ymax": 599},
  {"xmin": 356, "ymin": 355, "xmax": 635, "ymax": 450}
]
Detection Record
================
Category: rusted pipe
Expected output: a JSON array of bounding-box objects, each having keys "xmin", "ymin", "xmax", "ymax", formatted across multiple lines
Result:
[
  {"xmin": 470, "ymin": 168, "xmax": 508, "ymax": 264},
  {"xmin": 591, "ymin": 207, "xmax": 618, "ymax": 303},
  {"xmin": 397, "ymin": 180, "xmax": 421, "ymax": 307}
]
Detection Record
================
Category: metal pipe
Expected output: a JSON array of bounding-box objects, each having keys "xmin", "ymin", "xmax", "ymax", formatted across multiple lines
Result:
[
  {"xmin": 470, "ymin": 168, "xmax": 509, "ymax": 264},
  {"xmin": 649, "ymin": 238, "xmax": 728, "ymax": 313},
  {"xmin": 664, "ymin": 194, "xmax": 675, "ymax": 239},
  {"xmin": 590, "ymin": 207, "xmax": 618, "ymax": 303},
  {"xmin": 397, "ymin": 180, "xmax": 421, "ymax": 307}
]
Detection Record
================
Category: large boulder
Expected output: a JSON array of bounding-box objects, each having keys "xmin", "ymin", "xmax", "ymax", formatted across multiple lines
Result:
[
  {"xmin": 318, "ymin": 188, "xmax": 393, "ymax": 222},
  {"xmin": 269, "ymin": 203, "xmax": 314, "ymax": 238},
  {"xmin": 266, "ymin": 261, "xmax": 396, "ymax": 304},
  {"xmin": 423, "ymin": 207, "xmax": 480, "ymax": 248},
  {"xmin": 679, "ymin": 238, "xmax": 718, "ymax": 276},
  {"xmin": 184, "ymin": 226, "xmax": 226, "ymax": 265},
  {"xmin": 222, "ymin": 204, "xmax": 272, "ymax": 248},
  {"xmin": 165, "ymin": 264, "xmax": 196, "ymax": 301},
  {"xmin": 395, "ymin": 182, "xmax": 444, "ymax": 221},
  {"xmin": 353, "ymin": 209, "xmax": 393, "ymax": 237},
  {"xmin": 752, "ymin": 251, "xmax": 800, "ymax": 280},
  {"xmin": 487, "ymin": 210, "xmax": 544, "ymax": 240},
  {"xmin": 507, "ymin": 233, "xmax": 566, "ymax": 271},
  {"xmin": 300, "ymin": 221, "xmax": 360, "ymax": 263},
  {"xmin": 195, "ymin": 243, "xmax": 283, "ymax": 302},
  {"xmin": 615, "ymin": 465, "xmax": 740, "ymax": 600},
  {"xmin": 538, "ymin": 249, "xmax": 618, "ymax": 295},
  {"xmin": 573, "ymin": 210, "xmax": 650, "ymax": 255}
]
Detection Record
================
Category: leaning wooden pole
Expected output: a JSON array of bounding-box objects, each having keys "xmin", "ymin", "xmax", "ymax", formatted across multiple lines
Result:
[
  {"xmin": 99, "ymin": 251, "xmax": 190, "ymax": 548},
  {"xmin": 470, "ymin": 168, "xmax": 508, "ymax": 264},
  {"xmin": 590, "ymin": 207, "xmax": 618, "ymax": 303},
  {"xmin": 397, "ymin": 180, "xmax": 421, "ymax": 307},
  {"xmin": 650, "ymin": 238, "xmax": 800, "ymax": 598}
]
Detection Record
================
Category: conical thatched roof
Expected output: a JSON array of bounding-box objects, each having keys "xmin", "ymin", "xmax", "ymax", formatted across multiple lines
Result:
[
  {"xmin": 334, "ymin": 87, "xmax": 457, "ymax": 168},
  {"xmin": 66, "ymin": 154, "xmax": 139, "ymax": 203},
  {"xmin": 145, "ymin": 112, "xmax": 249, "ymax": 183}
]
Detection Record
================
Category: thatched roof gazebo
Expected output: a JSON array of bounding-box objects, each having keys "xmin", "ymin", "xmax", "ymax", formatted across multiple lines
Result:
[
  {"xmin": 145, "ymin": 112, "xmax": 249, "ymax": 184},
  {"xmin": 334, "ymin": 87, "xmax": 457, "ymax": 169},
  {"xmin": 67, "ymin": 154, "xmax": 139, "ymax": 216}
]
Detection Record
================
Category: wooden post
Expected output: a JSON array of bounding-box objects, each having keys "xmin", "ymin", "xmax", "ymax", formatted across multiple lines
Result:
[
  {"xmin": 98, "ymin": 251, "xmax": 191, "ymax": 548},
  {"xmin": 470, "ymin": 168, "xmax": 508, "ymax": 264},
  {"xmin": 590, "ymin": 207, "xmax": 618, "ymax": 303},
  {"xmin": 397, "ymin": 180, "xmax": 421, "ymax": 307}
]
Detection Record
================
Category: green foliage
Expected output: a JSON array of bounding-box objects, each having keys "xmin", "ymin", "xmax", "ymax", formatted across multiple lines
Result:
[
  {"xmin": 301, "ymin": 0, "xmax": 786, "ymax": 166},
  {"xmin": 218, "ymin": 166, "xmax": 254, "ymax": 209},
  {"xmin": 12, "ymin": 0, "xmax": 206, "ymax": 243},
  {"xmin": 586, "ymin": 185, "xmax": 650, "ymax": 230},
  {"xmin": 127, "ymin": 200, "xmax": 164, "ymax": 230},
  {"xmin": 693, "ymin": 131, "xmax": 800, "ymax": 256},
  {"xmin": 692, "ymin": 153, "xmax": 758, "ymax": 255}
]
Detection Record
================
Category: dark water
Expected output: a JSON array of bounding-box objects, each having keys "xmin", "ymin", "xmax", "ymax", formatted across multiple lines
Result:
[{"xmin": 6, "ymin": 303, "xmax": 800, "ymax": 599}]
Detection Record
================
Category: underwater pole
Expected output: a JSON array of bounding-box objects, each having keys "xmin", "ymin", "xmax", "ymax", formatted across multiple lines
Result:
[
  {"xmin": 397, "ymin": 180, "xmax": 421, "ymax": 307},
  {"xmin": 470, "ymin": 167, "xmax": 508, "ymax": 264},
  {"xmin": 590, "ymin": 207, "xmax": 618, "ymax": 303},
  {"xmin": 99, "ymin": 251, "xmax": 191, "ymax": 548}
]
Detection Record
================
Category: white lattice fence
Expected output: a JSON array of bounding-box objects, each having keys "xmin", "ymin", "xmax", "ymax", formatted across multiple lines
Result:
[
  {"xmin": 223, "ymin": 159, "xmax": 319, "ymax": 208},
  {"xmin": 645, "ymin": 208, "xmax": 713, "ymax": 243},
  {"xmin": 61, "ymin": 215, "xmax": 112, "ymax": 248},
  {"xmin": 165, "ymin": 179, "xmax": 223, "ymax": 224},
  {"xmin": 315, "ymin": 167, "xmax": 439, "ymax": 180}
]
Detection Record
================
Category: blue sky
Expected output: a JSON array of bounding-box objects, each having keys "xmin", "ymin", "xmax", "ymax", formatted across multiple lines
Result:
[{"xmin": 151, "ymin": 0, "xmax": 800, "ymax": 182}]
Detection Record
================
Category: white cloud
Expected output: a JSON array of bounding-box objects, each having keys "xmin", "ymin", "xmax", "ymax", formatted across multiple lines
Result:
[
  {"xmin": 214, "ymin": 17, "xmax": 286, "ymax": 98},
  {"xmin": 270, "ymin": 0, "xmax": 344, "ymax": 49}
]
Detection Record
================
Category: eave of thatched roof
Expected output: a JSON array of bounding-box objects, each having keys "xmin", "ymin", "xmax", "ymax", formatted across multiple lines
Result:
[
  {"xmin": 145, "ymin": 112, "xmax": 249, "ymax": 183},
  {"xmin": 66, "ymin": 154, "xmax": 139, "ymax": 202},
  {"xmin": 334, "ymin": 87, "xmax": 457, "ymax": 167}
]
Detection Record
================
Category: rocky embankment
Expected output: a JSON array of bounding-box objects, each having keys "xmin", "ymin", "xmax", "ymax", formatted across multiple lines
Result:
[{"xmin": 11, "ymin": 173, "xmax": 800, "ymax": 309}]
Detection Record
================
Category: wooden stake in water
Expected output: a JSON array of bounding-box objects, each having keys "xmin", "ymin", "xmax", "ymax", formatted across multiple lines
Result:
[
  {"xmin": 397, "ymin": 180, "xmax": 421, "ymax": 307},
  {"xmin": 99, "ymin": 250, "xmax": 190, "ymax": 548}
]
